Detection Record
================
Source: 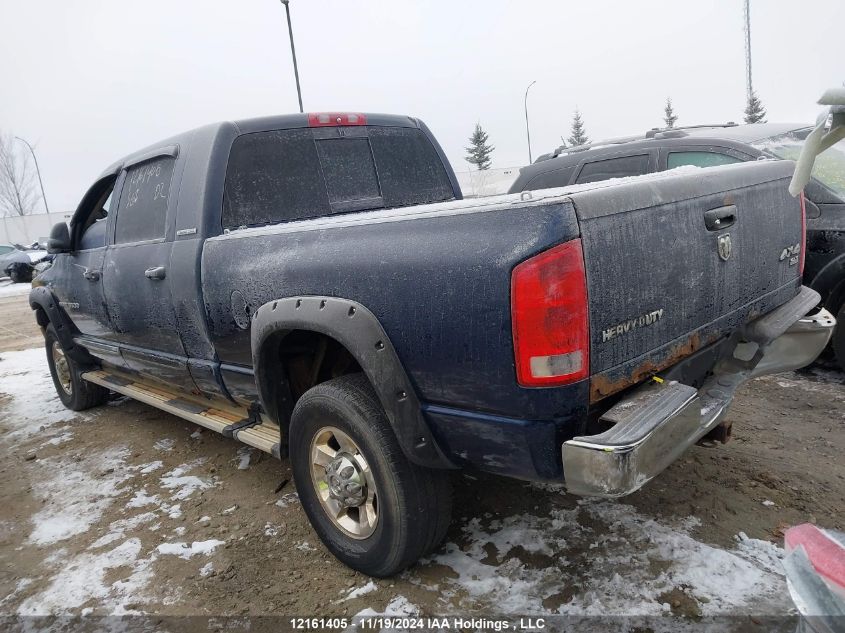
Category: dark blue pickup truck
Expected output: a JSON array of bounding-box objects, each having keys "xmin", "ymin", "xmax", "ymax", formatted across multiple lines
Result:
[{"xmin": 31, "ymin": 112, "xmax": 833, "ymax": 576}]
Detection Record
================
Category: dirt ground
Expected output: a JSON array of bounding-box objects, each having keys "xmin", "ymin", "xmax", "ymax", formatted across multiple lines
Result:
[{"xmin": 0, "ymin": 279, "xmax": 843, "ymax": 627}]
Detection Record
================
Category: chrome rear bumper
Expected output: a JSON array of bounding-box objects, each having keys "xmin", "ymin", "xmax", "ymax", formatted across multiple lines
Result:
[{"xmin": 563, "ymin": 287, "xmax": 834, "ymax": 498}]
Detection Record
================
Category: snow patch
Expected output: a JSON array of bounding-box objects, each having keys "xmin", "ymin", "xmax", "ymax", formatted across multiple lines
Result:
[
  {"xmin": 418, "ymin": 499, "xmax": 789, "ymax": 615},
  {"xmin": 42, "ymin": 430, "xmax": 74, "ymax": 446},
  {"xmin": 0, "ymin": 280, "xmax": 33, "ymax": 297},
  {"xmin": 159, "ymin": 460, "xmax": 213, "ymax": 500},
  {"xmin": 235, "ymin": 446, "xmax": 252, "ymax": 470},
  {"xmin": 339, "ymin": 581, "xmax": 377, "ymax": 602},
  {"xmin": 126, "ymin": 489, "xmax": 159, "ymax": 509},
  {"xmin": 156, "ymin": 539, "xmax": 225, "ymax": 560},
  {"xmin": 89, "ymin": 512, "xmax": 158, "ymax": 550},
  {"xmin": 350, "ymin": 595, "xmax": 421, "ymax": 629},
  {"xmin": 0, "ymin": 348, "xmax": 78, "ymax": 441},
  {"xmin": 153, "ymin": 438, "xmax": 175, "ymax": 452},
  {"xmin": 27, "ymin": 447, "xmax": 131, "ymax": 545},
  {"xmin": 275, "ymin": 492, "xmax": 300, "ymax": 508},
  {"xmin": 18, "ymin": 538, "xmax": 153, "ymax": 615},
  {"xmin": 137, "ymin": 460, "xmax": 163, "ymax": 474}
]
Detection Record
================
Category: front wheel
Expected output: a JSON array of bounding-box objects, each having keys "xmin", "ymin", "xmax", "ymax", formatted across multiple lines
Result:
[
  {"xmin": 45, "ymin": 324, "xmax": 109, "ymax": 411},
  {"xmin": 289, "ymin": 374, "xmax": 451, "ymax": 577}
]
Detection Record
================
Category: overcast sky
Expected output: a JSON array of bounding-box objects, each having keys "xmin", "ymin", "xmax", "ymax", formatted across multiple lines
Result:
[{"xmin": 1, "ymin": 0, "xmax": 842, "ymax": 213}]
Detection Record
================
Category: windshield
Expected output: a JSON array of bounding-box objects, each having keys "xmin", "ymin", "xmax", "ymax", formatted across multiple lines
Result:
[{"xmin": 752, "ymin": 128, "xmax": 845, "ymax": 198}]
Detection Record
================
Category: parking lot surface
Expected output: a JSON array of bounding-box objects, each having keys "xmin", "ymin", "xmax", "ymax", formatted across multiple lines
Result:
[{"xmin": 0, "ymin": 280, "xmax": 843, "ymax": 622}]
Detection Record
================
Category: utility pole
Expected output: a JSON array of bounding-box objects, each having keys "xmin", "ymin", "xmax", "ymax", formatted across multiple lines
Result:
[
  {"xmin": 280, "ymin": 0, "xmax": 304, "ymax": 113},
  {"xmin": 14, "ymin": 136, "xmax": 49, "ymax": 214},
  {"xmin": 743, "ymin": 0, "xmax": 753, "ymax": 100},
  {"xmin": 524, "ymin": 80, "xmax": 537, "ymax": 164}
]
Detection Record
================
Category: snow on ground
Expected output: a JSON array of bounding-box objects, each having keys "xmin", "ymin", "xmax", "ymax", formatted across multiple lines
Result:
[
  {"xmin": 235, "ymin": 446, "xmax": 252, "ymax": 470},
  {"xmin": 339, "ymin": 581, "xmax": 378, "ymax": 603},
  {"xmin": 415, "ymin": 497, "xmax": 788, "ymax": 616},
  {"xmin": 156, "ymin": 539, "xmax": 224, "ymax": 559},
  {"xmin": 275, "ymin": 492, "xmax": 299, "ymax": 508},
  {"xmin": 0, "ymin": 347, "xmax": 79, "ymax": 441},
  {"xmin": 0, "ymin": 280, "xmax": 32, "ymax": 298},
  {"xmin": 0, "ymin": 349, "xmax": 230, "ymax": 616},
  {"xmin": 1, "ymin": 345, "xmax": 800, "ymax": 618},
  {"xmin": 348, "ymin": 595, "xmax": 421, "ymax": 631},
  {"xmin": 17, "ymin": 538, "xmax": 155, "ymax": 615},
  {"xmin": 153, "ymin": 437, "xmax": 175, "ymax": 451},
  {"xmin": 26, "ymin": 447, "xmax": 132, "ymax": 545},
  {"xmin": 159, "ymin": 459, "xmax": 214, "ymax": 500},
  {"xmin": 14, "ymin": 452, "xmax": 227, "ymax": 614}
]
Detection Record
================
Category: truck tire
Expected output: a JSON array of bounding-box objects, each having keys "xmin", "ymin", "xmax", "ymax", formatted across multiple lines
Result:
[
  {"xmin": 45, "ymin": 324, "xmax": 109, "ymax": 411},
  {"xmin": 289, "ymin": 373, "xmax": 451, "ymax": 577},
  {"xmin": 833, "ymin": 304, "xmax": 845, "ymax": 372}
]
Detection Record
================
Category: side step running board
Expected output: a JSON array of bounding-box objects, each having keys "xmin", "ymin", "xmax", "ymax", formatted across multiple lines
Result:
[{"xmin": 82, "ymin": 369, "xmax": 282, "ymax": 458}]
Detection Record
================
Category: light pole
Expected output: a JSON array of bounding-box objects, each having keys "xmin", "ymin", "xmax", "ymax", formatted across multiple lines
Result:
[
  {"xmin": 14, "ymin": 136, "xmax": 49, "ymax": 214},
  {"xmin": 524, "ymin": 80, "xmax": 537, "ymax": 164},
  {"xmin": 280, "ymin": 0, "xmax": 304, "ymax": 113}
]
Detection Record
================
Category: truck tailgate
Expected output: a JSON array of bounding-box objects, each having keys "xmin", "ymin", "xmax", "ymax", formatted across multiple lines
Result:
[{"xmin": 568, "ymin": 161, "xmax": 803, "ymax": 401}]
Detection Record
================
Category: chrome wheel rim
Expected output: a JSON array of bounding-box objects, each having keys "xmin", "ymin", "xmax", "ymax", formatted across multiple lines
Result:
[
  {"xmin": 310, "ymin": 426, "xmax": 378, "ymax": 539},
  {"xmin": 52, "ymin": 341, "xmax": 72, "ymax": 395}
]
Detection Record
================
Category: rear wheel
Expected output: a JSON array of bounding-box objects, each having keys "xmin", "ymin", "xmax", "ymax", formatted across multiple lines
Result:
[
  {"xmin": 289, "ymin": 374, "xmax": 451, "ymax": 577},
  {"xmin": 45, "ymin": 324, "xmax": 109, "ymax": 411}
]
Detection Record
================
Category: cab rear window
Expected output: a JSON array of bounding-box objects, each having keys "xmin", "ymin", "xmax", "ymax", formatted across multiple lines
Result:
[{"xmin": 223, "ymin": 126, "xmax": 454, "ymax": 229}]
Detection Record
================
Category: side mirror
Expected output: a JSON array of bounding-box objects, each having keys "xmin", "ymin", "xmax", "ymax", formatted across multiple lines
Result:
[{"xmin": 47, "ymin": 222, "xmax": 71, "ymax": 254}]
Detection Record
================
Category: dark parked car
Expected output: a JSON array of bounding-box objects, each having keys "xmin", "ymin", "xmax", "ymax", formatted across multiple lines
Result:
[
  {"xmin": 510, "ymin": 122, "xmax": 845, "ymax": 367},
  {"xmin": 1, "ymin": 244, "xmax": 50, "ymax": 283},
  {"xmin": 31, "ymin": 113, "xmax": 832, "ymax": 576}
]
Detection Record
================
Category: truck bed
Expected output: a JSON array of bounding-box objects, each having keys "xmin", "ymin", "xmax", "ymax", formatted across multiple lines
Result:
[{"xmin": 201, "ymin": 160, "xmax": 803, "ymax": 481}]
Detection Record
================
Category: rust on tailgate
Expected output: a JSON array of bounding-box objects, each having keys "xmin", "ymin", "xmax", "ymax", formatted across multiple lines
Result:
[{"xmin": 589, "ymin": 332, "xmax": 716, "ymax": 403}]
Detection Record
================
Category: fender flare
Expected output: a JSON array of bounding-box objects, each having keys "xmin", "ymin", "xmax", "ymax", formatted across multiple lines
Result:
[
  {"xmin": 28, "ymin": 286, "xmax": 97, "ymax": 366},
  {"xmin": 251, "ymin": 296, "xmax": 454, "ymax": 470}
]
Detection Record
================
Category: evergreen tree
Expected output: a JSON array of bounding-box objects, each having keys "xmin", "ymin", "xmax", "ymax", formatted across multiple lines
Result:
[
  {"xmin": 743, "ymin": 91, "xmax": 767, "ymax": 124},
  {"xmin": 465, "ymin": 123, "xmax": 494, "ymax": 170},
  {"xmin": 567, "ymin": 109, "xmax": 589, "ymax": 147},
  {"xmin": 663, "ymin": 97, "xmax": 678, "ymax": 129}
]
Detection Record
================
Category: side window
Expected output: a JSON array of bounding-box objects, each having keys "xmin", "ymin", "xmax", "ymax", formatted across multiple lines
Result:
[
  {"xmin": 667, "ymin": 151, "xmax": 743, "ymax": 170},
  {"xmin": 575, "ymin": 154, "xmax": 650, "ymax": 184},
  {"xmin": 73, "ymin": 176, "xmax": 116, "ymax": 251},
  {"xmin": 114, "ymin": 157, "xmax": 176, "ymax": 244},
  {"xmin": 224, "ymin": 129, "xmax": 330, "ymax": 228},
  {"xmin": 524, "ymin": 165, "xmax": 577, "ymax": 190},
  {"xmin": 367, "ymin": 127, "xmax": 453, "ymax": 207}
]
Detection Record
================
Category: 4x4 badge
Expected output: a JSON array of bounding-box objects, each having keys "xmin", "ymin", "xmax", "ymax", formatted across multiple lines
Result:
[{"xmin": 717, "ymin": 234, "xmax": 732, "ymax": 261}]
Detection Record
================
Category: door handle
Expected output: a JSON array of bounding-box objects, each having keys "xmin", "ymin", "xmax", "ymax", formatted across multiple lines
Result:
[
  {"xmin": 704, "ymin": 205, "xmax": 737, "ymax": 231},
  {"xmin": 82, "ymin": 269, "xmax": 100, "ymax": 281},
  {"xmin": 144, "ymin": 266, "xmax": 166, "ymax": 280}
]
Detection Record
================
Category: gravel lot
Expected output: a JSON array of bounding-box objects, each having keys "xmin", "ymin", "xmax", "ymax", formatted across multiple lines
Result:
[{"xmin": 1, "ymin": 279, "xmax": 843, "ymax": 627}]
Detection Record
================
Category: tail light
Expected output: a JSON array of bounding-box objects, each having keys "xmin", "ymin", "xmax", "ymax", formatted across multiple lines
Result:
[
  {"xmin": 511, "ymin": 239, "xmax": 590, "ymax": 387},
  {"xmin": 308, "ymin": 112, "xmax": 367, "ymax": 127},
  {"xmin": 798, "ymin": 191, "xmax": 807, "ymax": 276}
]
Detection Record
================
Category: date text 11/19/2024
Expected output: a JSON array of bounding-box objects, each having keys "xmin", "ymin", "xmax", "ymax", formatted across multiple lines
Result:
[{"xmin": 289, "ymin": 616, "xmax": 547, "ymax": 630}]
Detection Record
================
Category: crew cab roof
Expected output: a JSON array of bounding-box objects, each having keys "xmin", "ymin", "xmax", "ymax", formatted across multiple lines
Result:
[{"xmin": 96, "ymin": 112, "xmax": 423, "ymax": 180}]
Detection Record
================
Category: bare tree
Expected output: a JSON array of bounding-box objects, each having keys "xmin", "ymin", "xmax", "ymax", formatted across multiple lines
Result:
[{"xmin": 0, "ymin": 132, "xmax": 42, "ymax": 216}]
